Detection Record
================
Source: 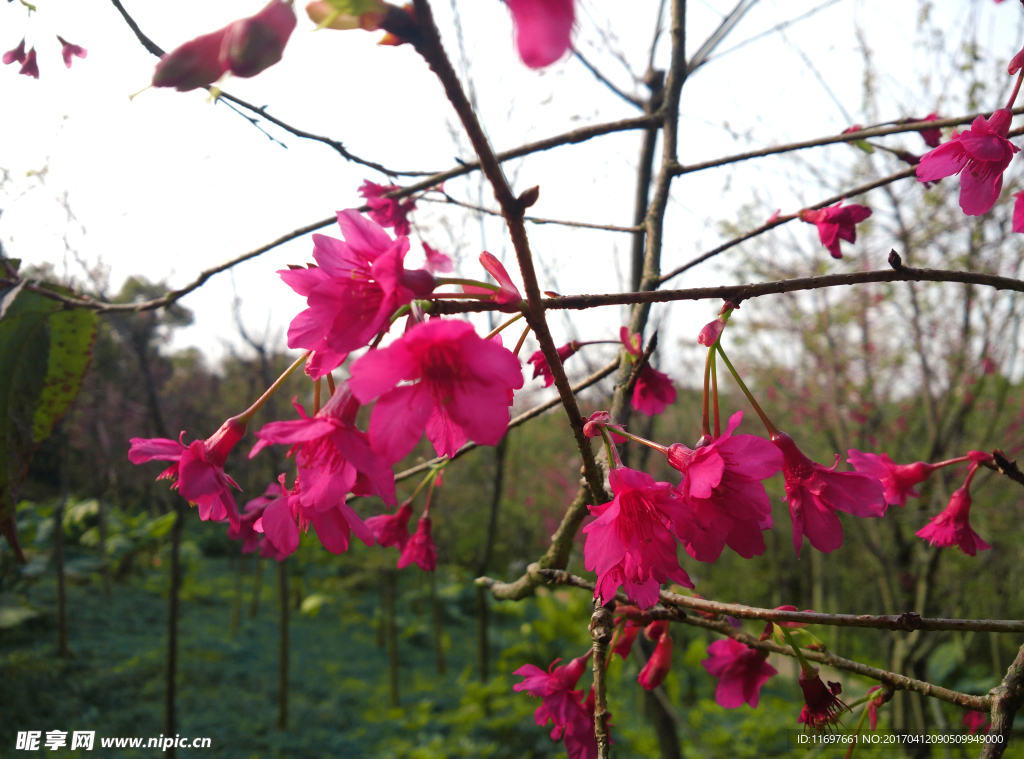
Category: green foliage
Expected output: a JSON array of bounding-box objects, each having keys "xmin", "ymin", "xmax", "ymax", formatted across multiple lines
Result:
[{"xmin": 0, "ymin": 275, "xmax": 97, "ymax": 559}]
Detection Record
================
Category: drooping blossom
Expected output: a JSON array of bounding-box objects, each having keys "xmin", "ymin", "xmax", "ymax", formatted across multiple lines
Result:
[
  {"xmin": 250, "ymin": 382, "xmax": 397, "ymax": 509},
  {"xmin": 913, "ymin": 112, "xmax": 943, "ymax": 148},
  {"xmin": 56, "ymin": 36, "xmax": 87, "ymax": 68},
  {"xmin": 915, "ymin": 463, "xmax": 991, "ymax": 556},
  {"xmin": 563, "ymin": 689, "xmax": 600, "ymax": 759},
  {"xmin": 846, "ymin": 449, "xmax": 937, "ymax": 508},
  {"xmin": 281, "ymin": 210, "xmax": 436, "ymax": 377},
  {"xmin": 462, "ymin": 252, "xmax": 522, "ymax": 305},
  {"xmin": 129, "ymin": 416, "xmax": 247, "ymax": 529},
  {"xmin": 3, "ymin": 38, "xmax": 27, "ymax": 66},
  {"xmin": 365, "ymin": 501, "xmax": 413, "ymax": 551},
  {"xmin": 513, "ymin": 653, "xmax": 592, "ymax": 743},
  {"xmin": 798, "ymin": 667, "xmax": 847, "ymax": 730},
  {"xmin": 506, "ymin": 0, "xmax": 575, "ymax": 69},
  {"xmin": 228, "ymin": 481, "xmax": 283, "ymax": 553},
  {"xmin": 221, "ymin": 0, "xmax": 296, "ymax": 78},
  {"xmin": 701, "ymin": 638, "xmax": 778, "ymax": 709},
  {"xmin": 255, "ymin": 474, "xmax": 374, "ymax": 557},
  {"xmin": 772, "ymin": 432, "xmax": 886, "ymax": 555},
  {"xmin": 963, "ymin": 710, "xmax": 991, "ymax": 735},
  {"xmin": 667, "ymin": 411, "xmax": 783, "ymax": 562},
  {"xmin": 1013, "ymin": 191, "xmax": 1024, "ymax": 233},
  {"xmin": 359, "ymin": 180, "xmax": 416, "ymax": 236},
  {"xmin": 865, "ymin": 686, "xmax": 892, "ymax": 730},
  {"xmin": 19, "ymin": 47, "xmax": 38, "ymax": 79},
  {"xmin": 637, "ymin": 621, "xmax": 673, "ymax": 691},
  {"xmin": 1010, "ymin": 44, "xmax": 1024, "ymax": 76},
  {"xmin": 798, "ymin": 203, "xmax": 872, "ymax": 259},
  {"xmin": 397, "ymin": 515, "xmax": 437, "ymax": 571},
  {"xmin": 528, "ymin": 342, "xmax": 577, "ymax": 387},
  {"xmin": 349, "ymin": 318, "xmax": 524, "ymax": 461},
  {"xmin": 422, "ymin": 242, "xmax": 453, "ymax": 274},
  {"xmin": 306, "ymin": 0, "xmax": 386, "ymax": 30},
  {"xmin": 152, "ymin": 0, "xmax": 295, "ymax": 91},
  {"xmin": 620, "ymin": 327, "xmax": 677, "ymax": 416},
  {"xmin": 698, "ymin": 318, "xmax": 726, "ymax": 347},
  {"xmin": 582, "ymin": 466, "xmax": 693, "ymax": 610},
  {"xmin": 612, "ymin": 616, "xmax": 643, "ymax": 659},
  {"xmin": 916, "ymin": 109, "xmax": 1019, "ymax": 216}
]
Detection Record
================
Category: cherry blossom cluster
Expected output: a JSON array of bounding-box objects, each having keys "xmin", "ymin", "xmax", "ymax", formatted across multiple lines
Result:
[{"xmin": 112, "ymin": 1, "xmax": 1023, "ymax": 754}]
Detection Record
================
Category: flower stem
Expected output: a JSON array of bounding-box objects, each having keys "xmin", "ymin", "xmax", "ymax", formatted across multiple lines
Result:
[
  {"xmin": 435, "ymin": 277, "xmax": 500, "ymax": 291},
  {"xmin": 313, "ymin": 377, "xmax": 322, "ymax": 415},
  {"xmin": 780, "ymin": 626, "xmax": 815, "ymax": 675},
  {"xmin": 513, "ymin": 324, "xmax": 532, "ymax": 356},
  {"xmin": 931, "ymin": 455, "xmax": 971, "ymax": 469},
  {"xmin": 599, "ymin": 426, "xmax": 622, "ymax": 469},
  {"xmin": 485, "ymin": 313, "xmax": 524, "ymax": 339},
  {"xmin": 613, "ymin": 428, "xmax": 668, "ymax": 454},
  {"xmin": 237, "ymin": 351, "xmax": 311, "ymax": 423},
  {"xmin": 326, "ymin": 373, "xmax": 336, "ymax": 396},
  {"xmin": 1008, "ymin": 69, "xmax": 1024, "ymax": 110},
  {"xmin": 389, "ymin": 304, "xmax": 412, "ymax": 325},
  {"xmin": 715, "ymin": 344, "xmax": 778, "ymax": 437},
  {"xmin": 431, "ymin": 292, "xmax": 494, "ymax": 300},
  {"xmin": 711, "ymin": 348, "xmax": 720, "ymax": 438},
  {"xmin": 701, "ymin": 348, "xmax": 712, "ymax": 438},
  {"xmin": 842, "ymin": 699, "xmax": 873, "ymax": 759}
]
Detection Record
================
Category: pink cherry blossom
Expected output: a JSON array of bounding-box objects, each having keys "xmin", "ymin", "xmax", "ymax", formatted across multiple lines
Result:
[
  {"xmin": 698, "ymin": 318, "xmax": 726, "ymax": 347},
  {"xmin": 846, "ymin": 449, "xmax": 936, "ymax": 508},
  {"xmin": 701, "ymin": 638, "xmax": 778, "ymax": 709},
  {"xmin": 506, "ymin": 0, "xmax": 575, "ymax": 69},
  {"xmin": 228, "ymin": 482, "xmax": 282, "ymax": 554},
  {"xmin": 513, "ymin": 653, "xmax": 592, "ymax": 742},
  {"xmin": 915, "ymin": 112, "xmax": 943, "ymax": 148},
  {"xmin": 667, "ymin": 411, "xmax": 783, "ymax": 562},
  {"xmin": 462, "ymin": 252, "xmax": 522, "ymax": 305},
  {"xmin": 916, "ymin": 109, "xmax": 1019, "ymax": 216},
  {"xmin": 632, "ymin": 365, "xmax": 677, "ymax": 417},
  {"xmin": 619, "ymin": 327, "xmax": 677, "ymax": 415},
  {"xmin": 359, "ymin": 180, "xmax": 416, "ymax": 236},
  {"xmin": 798, "ymin": 203, "xmax": 872, "ymax": 259},
  {"xmin": 916, "ymin": 464, "xmax": 991, "ymax": 556},
  {"xmin": 19, "ymin": 47, "xmax": 39, "ymax": 79},
  {"xmin": 281, "ymin": 210, "xmax": 435, "ymax": 376},
  {"xmin": 396, "ymin": 515, "xmax": 437, "ymax": 570},
  {"xmin": 365, "ymin": 501, "xmax": 413, "ymax": 550},
  {"xmin": 423, "ymin": 243, "xmax": 453, "ymax": 274},
  {"xmin": 1013, "ymin": 191, "xmax": 1024, "ymax": 233},
  {"xmin": 129, "ymin": 417, "xmax": 247, "ymax": 529},
  {"xmin": 772, "ymin": 432, "xmax": 886, "ymax": 556},
  {"xmin": 564, "ymin": 688, "xmax": 601, "ymax": 759},
  {"xmin": 612, "ymin": 616, "xmax": 643, "ymax": 659},
  {"xmin": 963, "ymin": 710, "xmax": 991, "ymax": 735},
  {"xmin": 3, "ymin": 38, "xmax": 27, "ymax": 66},
  {"xmin": 220, "ymin": 0, "xmax": 296, "ymax": 79},
  {"xmin": 56, "ymin": 36, "xmax": 87, "ymax": 68},
  {"xmin": 250, "ymin": 382, "xmax": 397, "ymax": 509},
  {"xmin": 255, "ymin": 474, "xmax": 374, "ymax": 557},
  {"xmin": 349, "ymin": 318, "xmax": 524, "ymax": 461},
  {"xmin": 638, "ymin": 621, "xmax": 673, "ymax": 691},
  {"xmin": 798, "ymin": 668, "xmax": 847, "ymax": 730},
  {"xmin": 528, "ymin": 342, "xmax": 577, "ymax": 387},
  {"xmin": 582, "ymin": 466, "xmax": 693, "ymax": 610}
]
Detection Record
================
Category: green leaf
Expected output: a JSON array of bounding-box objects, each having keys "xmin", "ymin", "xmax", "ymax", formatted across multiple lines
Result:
[
  {"xmin": 0, "ymin": 286, "xmax": 97, "ymax": 562},
  {"xmin": 852, "ymin": 139, "xmax": 875, "ymax": 154},
  {"xmin": 322, "ymin": 0, "xmax": 383, "ymax": 13}
]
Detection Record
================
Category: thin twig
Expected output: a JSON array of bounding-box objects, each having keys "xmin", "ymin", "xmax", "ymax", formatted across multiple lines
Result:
[{"xmin": 422, "ymin": 194, "xmax": 641, "ymax": 232}]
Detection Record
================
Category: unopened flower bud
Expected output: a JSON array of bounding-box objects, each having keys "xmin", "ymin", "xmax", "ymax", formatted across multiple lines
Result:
[{"xmin": 221, "ymin": 0, "xmax": 297, "ymax": 78}]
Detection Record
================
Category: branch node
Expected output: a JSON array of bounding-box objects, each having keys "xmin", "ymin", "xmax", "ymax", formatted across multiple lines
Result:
[{"xmin": 888, "ymin": 249, "xmax": 905, "ymax": 271}]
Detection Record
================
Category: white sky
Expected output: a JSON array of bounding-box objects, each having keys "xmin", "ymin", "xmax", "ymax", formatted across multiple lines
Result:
[{"xmin": 1, "ymin": 0, "xmax": 1021, "ymax": 384}]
